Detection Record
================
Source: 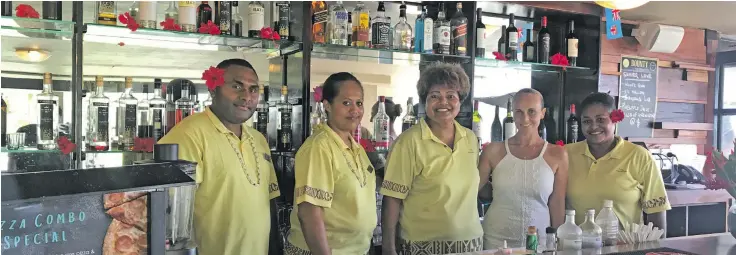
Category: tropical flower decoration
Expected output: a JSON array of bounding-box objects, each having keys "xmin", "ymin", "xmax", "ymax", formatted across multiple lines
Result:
[
  {"xmin": 118, "ymin": 12, "xmax": 139, "ymax": 31},
  {"xmin": 15, "ymin": 4, "xmax": 39, "ymax": 18},
  {"xmin": 551, "ymin": 53, "xmax": 569, "ymax": 66},
  {"xmin": 556, "ymin": 140, "xmax": 565, "ymax": 147},
  {"xmin": 610, "ymin": 109, "xmax": 625, "ymax": 123},
  {"xmin": 260, "ymin": 27, "xmax": 281, "ymax": 40},
  {"xmin": 198, "ymin": 20, "xmax": 220, "ymax": 35},
  {"xmin": 492, "ymin": 51, "xmax": 507, "ymax": 61},
  {"xmin": 160, "ymin": 18, "xmax": 182, "ymax": 31},
  {"xmin": 57, "ymin": 136, "xmax": 76, "ymax": 155},
  {"xmin": 202, "ymin": 66, "xmax": 225, "ymax": 91},
  {"xmin": 313, "ymin": 86, "xmax": 323, "ymax": 102},
  {"xmin": 704, "ymin": 144, "xmax": 736, "ymax": 199}
]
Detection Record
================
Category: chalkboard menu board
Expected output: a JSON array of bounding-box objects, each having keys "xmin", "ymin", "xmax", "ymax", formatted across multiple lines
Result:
[{"xmin": 617, "ymin": 56, "xmax": 658, "ymax": 138}]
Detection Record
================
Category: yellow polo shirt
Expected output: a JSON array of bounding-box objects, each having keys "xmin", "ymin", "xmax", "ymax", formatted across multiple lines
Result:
[
  {"xmin": 286, "ymin": 124, "xmax": 377, "ymax": 254},
  {"xmin": 380, "ymin": 119, "xmax": 483, "ymax": 254},
  {"xmin": 566, "ymin": 137, "xmax": 671, "ymax": 229},
  {"xmin": 158, "ymin": 107, "xmax": 280, "ymax": 255}
]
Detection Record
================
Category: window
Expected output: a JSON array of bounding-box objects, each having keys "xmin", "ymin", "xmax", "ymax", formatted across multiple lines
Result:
[{"xmin": 715, "ymin": 51, "xmax": 736, "ymax": 152}]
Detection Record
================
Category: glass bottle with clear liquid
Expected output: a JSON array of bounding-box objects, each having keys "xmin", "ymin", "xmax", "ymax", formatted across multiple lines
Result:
[
  {"xmin": 117, "ymin": 77, "xmax": 138, "ymax": 151},
  {"xmin": 36, "ymin": 72, "xmax": 59, "ymax": 150},
  {"xmin": 174, "ymin": 83, "xmax": 195, "ymax": 124},
  {"xmin": 581, "ymin": 209, "xmax": 603, "ymax": 253},
  {"xmin": 328, "ymin": 1, "xmax": 348, "ymax": 45},
  {"xmin": 164, "ymin": 1, "xmax": 178, "ymax": 23},
  {"xmin": 402, "ymin": 97, "xmax": 416, "ymax": 132},
  {"xmin": 87, "ymin": 76, "xmax": 111, "ymax": 151},
  {"xmin": 557, "ymin": 210, "xmax": 583, "ymax": 251},
  {"xmin": 392, "ymin": 3, "xmax": 412, "ymax": 51},
  {"xmin": 149, "ymin": 79, "xmax": 167, "ymax": 142},
  {"xmin": 310, "ymin": 101, "xmax": 326, "ymax": 135},
  {"xmin": 596, "ymin": 200, "xmax": 620, "ymax": 246},
  {"xmin": 137, "ymin": 85, "xmax": 151, "ymax": 139},
  {"xmin": 232, "ymin": 1, "xmax": 243, "ymax": 37},
  {"xmin": 373, "ymin": 96, "xmax": 390, "ymax": 152}
]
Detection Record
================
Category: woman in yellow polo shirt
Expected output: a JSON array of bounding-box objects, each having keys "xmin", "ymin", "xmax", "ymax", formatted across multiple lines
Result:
[
  {"xmin": 381, "ymin": 62, "xmax": 483, "ymax": 255},
  {"xmin": 566, "ymin": 92, "xmax": 670, "ymax": 230},
  {"xmin": 285, "ymin": 72, "xmax": 377, "ymax": 254}
]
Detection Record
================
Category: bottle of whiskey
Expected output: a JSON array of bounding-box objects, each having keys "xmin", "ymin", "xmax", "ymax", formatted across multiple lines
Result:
[
  {"xmin": 277, "ymin": 85, "xmax": 292, "ymax": 151},
  {"xmin": 255, "ymin": 85, "xmax": 269, "ymax": 138},
  {"xmin": 392, "ymin": 3, "xmax": 412, "ymax": 51},
  {"xmin": 138, "ymin": 1, "xmax": 157, "ymax": 29},
  {"xmin": 312, "ymin": 1, "xmax": 328, "ymax": 44},
  {"xmin": 178, "ymin": 1, "xmax": 197, "ymax": 32},
  {"xmin": 137, "ymin": 84, "xmax": 151, "ymax": 139},
  {"xmin": 450, "ymin": 2, "xmax": 468, "ymax": 56},
  {"xmin": 175, "ymin": 82, "xmax": 195, "ymax": 124},
  {"xmin": 433, "ymin": 3, "xmax": 451, "ymax": 54},
  {"xmin": 95, "ymin": 1, "xmax": 117, "ymax": 25},
  {"xmin": 374, "ymin": 96, "xmax": 390, "ymax": 152},
  {"xmin": 503, "ymin": 98, "xmax": 516, "ymax": 140},
  {"xmin": 88, "ymin": 76, "xmax": 111, "ymax": 151},
  {"xmin": 402, "ymin": 97, "xmax": 416, "ymax": 132},
  {"xmin": 117, "ymin": 77, "xmax": 138, "ymax": 151},
  {"xmin": 371, "ymin": 1, "xmax": 391, "ymax": 49},
  {"xmin": 150, "ymin": 79, "xmax": 167, "ymax": 142},
  {"xmin": 328, "ymin": 1, "xmax": 348, "ymax": 45},
  {"xmin": 37, "ymin": 73, "xmax": 59, "ymax": 150}
]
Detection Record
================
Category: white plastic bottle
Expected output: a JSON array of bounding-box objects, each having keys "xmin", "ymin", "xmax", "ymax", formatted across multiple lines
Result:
[
  {"xmin": 556, "ymin": 210, "xmax": 583, "ymax": 251},
  {"xmin": 596, "ymin": 200, "xmax": 620, "ymax": 246}
]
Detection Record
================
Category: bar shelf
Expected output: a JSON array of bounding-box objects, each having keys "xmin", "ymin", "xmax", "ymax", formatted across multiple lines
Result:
[
  {"xmin": 475, "ymin": 57, "xmax": 591, "ymax": 73},
  {"xmin": 312, "ymin": 43, "xmax": 472, "ymax": 65},
  {"xmin": 0, "ymin": 16, "xmax": 75, "ymax": 39}
]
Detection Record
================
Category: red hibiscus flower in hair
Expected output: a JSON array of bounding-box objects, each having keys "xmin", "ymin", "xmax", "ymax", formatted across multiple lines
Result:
[
  {"xmin": 160, "ymin": 18, "xmax": 182, "ymax": 31},
  {"xmin": 313, "ymin": 86, "xmax": 323, "ymax": 102},
  {"xmin": 118, "ymin": 12, "xmax": 139, "ymax": 31},
  {"xmin": 610, "ymin": 109, "xmax": 625, "ymax": 123},
  {"xmin": 57, "ymin": 136, "xmax": 76, "ymax": 155},
  {"xmin": 556, "ymin": 140, "xmax": 565, "ymax": 147},
  {"xmin": 15, "ymin": 4, "xmax": 39, "ymax": 18},
  {"xmin": 551, "ymin": 53, "xmax": 569, "ymax": 66},
  {"xmin": 492, "ymin": 51, "xmax": 507, "ymax": 61},
  {"xmin": 198, "ymin": 20, "xmax": 220, "ymax": 35},
  {"xmin": 202, "ymin": 66, "xmax": 226, "ymax": 91}
]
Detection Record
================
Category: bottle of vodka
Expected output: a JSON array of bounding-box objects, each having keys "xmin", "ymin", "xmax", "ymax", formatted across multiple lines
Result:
[
  {"xmin": 557, "ymin": 210, "xmax": 583, "ymax": 251},
  {"xmin": 149, "ymin": 79, "xmax": 167, "ymax": 142},
  {"xmin": 328, "ymin": 1, "xmax": 348, "ymax": 45},
  {"xmin": 373, "ymin": 96, "xmax": 390, "ymax": 152},
  {"xmin": 87, "ymin": 76, "xmax": 111, "ymax": 151},
  {"xmin": 36, "ymin": 72, "xmax": 59, "ymax": 150}
]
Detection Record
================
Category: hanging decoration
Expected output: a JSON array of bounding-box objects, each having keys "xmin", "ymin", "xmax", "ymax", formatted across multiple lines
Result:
[{"xmin": 605, "ymin": 8, "xmax": 624, "ymax": 40}]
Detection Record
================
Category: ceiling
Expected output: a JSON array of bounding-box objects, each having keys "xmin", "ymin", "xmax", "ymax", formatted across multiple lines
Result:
[{"xmin": 620, "ymin": 1, "xmax": 736, "ymax": 35}]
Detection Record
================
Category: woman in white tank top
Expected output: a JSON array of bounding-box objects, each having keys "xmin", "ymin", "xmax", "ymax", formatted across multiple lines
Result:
[{"xmin": 478, "ymin": 89, "xmax": 569, "ymax": 249}]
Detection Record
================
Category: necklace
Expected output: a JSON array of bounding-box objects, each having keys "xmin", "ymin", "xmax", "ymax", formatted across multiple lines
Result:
[
  {"xmin": 328, "ymin": 133, "xmax": 367, "ymax": 188},
  {"xmin": 226, "ymin": 135, "xmax": 261, "ymax": 186}
]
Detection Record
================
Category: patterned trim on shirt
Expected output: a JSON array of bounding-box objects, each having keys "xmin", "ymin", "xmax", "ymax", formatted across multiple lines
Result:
[
  {"xmin": 284, "ymin": 241, "xmax": 312, "ymax": 255},
  {"xmin": 398, "ymin": 237, "xmax": 483, "ymax": 255},
  {"xmin": 641, "ymin": 196, "xmax": 668, "ymax": 209},
  {"xmin": 381, "ymin": 180, "xmax": 410, "ymax": 194},
  {"xmin": 269, "ymin": 183, "xmax": 280, "ymax": 193},
  {"xmin": 294, "ymin": 185, "xmax": 334, "ymax": 202}
]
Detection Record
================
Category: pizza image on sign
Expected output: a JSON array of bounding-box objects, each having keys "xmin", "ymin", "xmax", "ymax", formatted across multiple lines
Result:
[{"xmin": 102, "ymin": 192, "xmax": 149, "ymax": 255}]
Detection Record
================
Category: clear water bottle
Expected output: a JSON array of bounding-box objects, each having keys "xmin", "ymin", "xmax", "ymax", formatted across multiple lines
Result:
[
  {"xmin": 580, "ymin": 209, "xmax": 603, "ymax": 251},
  {"xmin": 557, "ymin": 210, "xmax": 583, "ymax": 251},
  {"xmin": 596, "ymin": 200, "xmax": 620, "ymax": 246}
]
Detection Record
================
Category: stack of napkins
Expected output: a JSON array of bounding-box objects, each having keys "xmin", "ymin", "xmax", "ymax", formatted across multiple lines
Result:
[{"xmin": 618, "ymin": 222, "xmax": 665, "ymax": 244}]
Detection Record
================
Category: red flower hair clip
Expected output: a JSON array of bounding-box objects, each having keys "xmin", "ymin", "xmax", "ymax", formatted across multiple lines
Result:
[
  {"xmin": 492, "ymin": 51, "xmax": 507, "ymax": 61},
  {"xmin": 556, "ymin": 140, "xmax": 565, "ymax": 147},
  {"xmin": 57, "ymin": 136, "xmax": 76, "ymax": 155},
  {"xmin": 610, "ymin": 109, "xmax": 625, "ymax": 123},
  {"xmin": 160, "ymin": 18, "xmax": 182, "ymax": 31},
  {"xmin": 15, "ymin": 4, "xmax": 39, "ymax": 18},
  {"xmin": 118, "ymin": 12, "xmax": 139, "ymax": 31},
  {"xmin": 551, "ymin": 53, "xmax": 569, "ymax": 66},
  {"xmin": 313, "ymin": 86, "xmax": 323, "ymax": 102},
  {"xmin": 198, "ymin": 20, "xmax": 220, "ymax": 35},
  {"xmin": 260, "ymin": 27, "xmax": 281, "ymax": 40},
  {"xmin": 202, "ymin": 66, "xmax": 225, "ymax": 91}
]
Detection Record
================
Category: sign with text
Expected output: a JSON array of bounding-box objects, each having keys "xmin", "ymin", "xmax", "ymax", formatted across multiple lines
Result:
[{"xmin": 617, "ymin": 56, "xmax": 658, "ymax": 138}]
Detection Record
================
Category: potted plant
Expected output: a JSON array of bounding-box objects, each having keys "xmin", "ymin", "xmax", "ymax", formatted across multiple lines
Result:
[{"xmin": 704, "ymin": 142, "xmax": 736, "ymax": 238}]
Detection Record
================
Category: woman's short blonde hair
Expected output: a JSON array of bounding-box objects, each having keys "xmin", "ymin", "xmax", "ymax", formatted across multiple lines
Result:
[{"xmin": 416, "ymin": 62, "xmax": 470, "ymax": 104}]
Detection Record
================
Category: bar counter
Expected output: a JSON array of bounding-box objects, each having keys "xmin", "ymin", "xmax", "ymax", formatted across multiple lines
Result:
[{"xmin": 457, "ymin": 233, "xmax": 736, "ymax": 254}]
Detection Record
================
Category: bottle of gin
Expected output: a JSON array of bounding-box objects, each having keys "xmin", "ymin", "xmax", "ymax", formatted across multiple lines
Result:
[
  {"xmin": 117, "ymin": 77, "xmax": 138, "ymax": 151},
  {"xmin": 149, "ymin": 79, "xmax": 167, "ymax": 142},
  {"xmin": 37, "ymin": 72, "xmax": 59, "ymax": 150},
  {"xmin": 277, "ymin": 85, "xmax": 292, "ymax": 151},
  {"xmin": 87, "ymin": 76, "xmax": 111, "ymax": 151}
]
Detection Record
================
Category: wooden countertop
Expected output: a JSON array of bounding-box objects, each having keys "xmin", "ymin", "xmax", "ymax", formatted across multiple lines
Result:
[{"xmin": 666, "ymin": 189, "xmax": 732, "ymax": 206}]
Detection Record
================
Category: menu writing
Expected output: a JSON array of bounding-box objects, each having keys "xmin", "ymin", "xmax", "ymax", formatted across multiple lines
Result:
[{"xmin": 617, "ymin": 56, "xmax": 658, "ymax": 138}]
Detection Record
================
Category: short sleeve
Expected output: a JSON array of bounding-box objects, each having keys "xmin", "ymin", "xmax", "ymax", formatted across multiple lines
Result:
[
  {"xmin": 267, "ymin": 152, "xmax": 281, "ymax": 199},
  {"xmin": 632, "ymin": 148, "xmax": 671, "ymax": 214},
  {"xmin": 380, "ymin": 137, "xmax": 417, "ymax": 199},
  {"xmin": 158, "ymin": 127, "xmax": 204, "ymax": 184},
  {"xmin": 294, "ymin": 142, "xmax": 335, "ymax": 208}
]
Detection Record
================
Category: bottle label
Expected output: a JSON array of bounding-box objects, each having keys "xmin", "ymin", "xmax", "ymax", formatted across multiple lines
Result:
[
  {"xmin": 138, "ymin": 1, "xmax": 157, "ymax": 21},
  {"xmin": 219, "ymin": 2, "xmax": 231, "ymax": 32},
  {"xmin": 582, "ymin": 236, "xmax": 602, "ymax": 248},
  {"xmin": 152, "ymin": 109, "xmax": 164, "ymax": 141},
  {"xmin": 38, "ymin": 100, "xmax": 55, "ymax": 141},
  {"xmin": 279, "ymin": 109, "xmax": 292, "ymax": 147},
  {"xmin": 357, "ymin": 13, "xmax": 370, "ymax": 42},
  {"xmin": 334, "ymin": 11, "xmax": 348, "ymax": 23},
  {"xmin": 504, "ymin": 122, "xmax": 515, "ymax": 140},
  {"xmin": 375, "ymin": 121, "xmax": 389, "ymax": 147},
  {"xmin": 452, "ymin": 23, "xmax": 467, "ymax": 55},
  {"xmin": 437, "ymin": 25, "xmax": 451, "ymax": 48},
  {"xmin": 372, "ymin": 22, "xmax": 391, "ymax": 46},
  {"xmin": 476, "ymin": 27, "xmax": 486, "ymax": 50},
  {"xmin": 178, "ymin": 1, "xmax": 195, "ymax": 7},
  {"xmin": 96, "ymin": 105, "xmax": 109, "ymax": 142},
  {"xmin": 526, "ymin": 46, "xmax": 535, "ymax": 60},
  {"xmin": 499, "ymin": 43, "xmax": 506, "ymax": 55},
  {"xmin": 97, "ymin": 1, "xmax": 116, "ymax": 22},
  {"xmin": 423, "ymin": 19, "xmax": 434, "ymax": 52},
  {"xmin": 125, "ymin": 104, "xmax": 137, "ymax": 137},
  {"xmin": 313, "ymin": 10, "xmax": 328, "ymax": 24},
  {"xmin": 248, "ymin": 6, "xmax": 265, "ymax": 31},
  {"xmin": 509, "ymin": 32, "xmax": 519, "ymax": 48},
  {"xmin": 568, "ymin": 122, "xmax": 578, "ymax": 143},
  {"xmin": 257, "ymin": 111, "xmax": 268, "ymax": 137},
  {"xmin": 541, "ymin": 35, "xmax": 551, "ymax": 60},
  {"xmin": 560, "ymin": 238, "xmax": 582, "ymax": 250},
  {"xmin": 277, "ymin": 3, "xmax": 289, "ymax": 36},
  {"xmin": 567, "ymin": 38, "xmax": 579, "ymax": 57},
  {"xmin": 178, "ymin": 2, "xmax": 196, "ymax": 26}
]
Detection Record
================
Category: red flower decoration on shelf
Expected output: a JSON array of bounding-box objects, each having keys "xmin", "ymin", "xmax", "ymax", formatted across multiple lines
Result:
[
  {"xmin": 556, "ymin": 140, "xmax": 565, "ymax": 147},
  {"xmin": 314, "ymin": 86, "xmax": 323, "ymax": 102},
  {"xmin": 551, "ymin": 53, "xmax": 569, "ymax": 66},
  {"xmin": 360, "ymin": 138, "xmax": 376, "ymax": 153},
  {"xmin": 260, "ymin": 27, "xmax": 280, "ymax": 40},
  {"xmin": 57, "ymin": 136, "xmax": 76, "ymax": 155},
  {"xmin": 160, "ymin": 18, "xmax": 182, "ymax": 31},
  {"xmin": 15, "ymin": 4, "xmax": 39, "ymax": 18},
  {"xmin": 118, "ymin": 12, "xmax": 139, "ymax": 32},
  {"xmin": 198, "ymin": 20, "xmax": 220, "ymax": 35},
  {"xmin": 202, "ymin": 66, "xmax": 226, "ymax": 91},
  {"xmin": 492, "ymin": 51, "xmax": 507, "ymax": 61},
  {"xmin": 610, "ymin": 109, "xmax": 625, "ymax": 123},
  {"xmin": 133, "ymin": 138, "xmax": 155, "ymax": 152},
  {"xmin": 118, "ymin": 42, "xmax": 125, "ymax": 46},
  {"xmin": 94, "ymin": 145, "xmax": 106, "ymax": 151}
]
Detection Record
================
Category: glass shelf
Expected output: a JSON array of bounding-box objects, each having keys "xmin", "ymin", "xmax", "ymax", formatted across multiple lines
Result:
[
  {"xmin": 475, "ymin": 58, "xmax": 590, "ymax": 72},
  {"xmin": 85, "ymin": 23, "xmax": 300, "ymax": 56},
  {"xmin": 0, "ymin": 16, "xmax": 75, "ymax": 39},
  {"xmin": 312, "ymin": 43, "xmax": 471, "ymax": 65},
  {"xmin": 0, "ymin": 148, "xmax": 141, "ymax": 154}
]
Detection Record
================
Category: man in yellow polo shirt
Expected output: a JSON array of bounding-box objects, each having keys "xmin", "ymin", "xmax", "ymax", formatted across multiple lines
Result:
[{"xmin": 158, "ymin": 59, "xmax": 280, "ymax": 254}]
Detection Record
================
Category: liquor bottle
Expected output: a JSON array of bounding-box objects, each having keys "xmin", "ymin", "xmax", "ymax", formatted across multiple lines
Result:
[
  {"xmin": 371, "ymin": 2, "xmax": 391, "ymax": 49},
  {"xmin": 491, "ymin": 105, "xmax": 502, "ymax": 142},
  {"xmin": 277, "ymin": 85, "xmax": 292, "ymax": 151},
  {"xmin": 566, "ymin": 20, "xmax": 579, "ymax": 66},
  {"xmin": 413, "ymin": 5, "xmax": 426, "ymax": 53},
  {"xmin": 137, "ymin": 85, "xmax": 151, "ymax": 139},
  {"xmin": 503, "ymin": 99, "xmax": 515, "ymax": 140},
  {"xmin": 475, "ymin": 8, "xmax": 486, "ymax": 58},
  {"xmin": 247, "ymin": 1, "xmax": 264, "ymax": 37},
  {"xmin": 433, "ymin": 3, "xmax": 450, "ymax": 54},
  {"xmin": 1, "ymin": 96, "xmax": 6, "ymax": 146},
  {"xmin": 138, "ymin": 1, "xmax": 157, "ymax": 29},
  {"xmin": 197, "ymin": 1, "xmax": 213, "ymax": 29},
  {"xmin": 88, "ymin": 76, "xmax": 111, "ymax": 151},
  {"xmin": 347, "ymin": 12, "xmax": 353, "ymax": 46},
  {"xmin": 96, "ymin": 1, "xmax": 117, "ymax": 26},
  {"xmin": 255, "ymin": 86, "xmax": 268, "ymax": 138},
  {"xmin": 472, "ymin": 100, "xmax": 482, "ymax": 145},
  {"xmin": 450, "ymin": 2, "xmax": 468, "ymax": 56},
  {"xmin": 505, "ymin": 14, "xmax": 518, "ymax": 61},
  {"xmin": 497, "ymin": 25, "xmax": 506, "ymax": 57},
  {"xmin": 596, "ymin": 200, "xmax": 620, "ymax": 246},
  {"xmin": 557, "ymin": 210, "xmax": 583, "ymax": 251},
  {"xmin": 523, "ymin": 28, "xmax": 535, "ymax": 62},
  {"xmin": 165, "ymin": 83, "xmax": 176, "ymax": 133},
  {"xmin": 312, "ymin": 1, "xmax": 328, "ymax": 44},
  {"xmin": 393, "ymin": 3, "xmax": 412, "ymax": 51},
  {"xmin": 402, "ymin": 97, "xmax": 416, "ymax": 132},
  {"xmin": 420, "ymin": 6, "xmax": 434, "ymax": 53},
  {"xmin": 374, "ymin": 96, "xmax": 390, "ymax": 152},
  {"xmin": 231, "ymin": 1, "xmax": 242, "ymax": 37},
  {"xmin": 128, "ymin": 1, "xmax": 139, "ymax": 23},
  {"xmin": 353, "ymin": 1, "xmax": 370, "ymax": 47},
  {"xmin": 42, "ymin": 1, "xmax": 62, "ymax": 20},
  {"xmin": 538, "ymin": 107, "xmax": 546, "ymax": 140},
  {"xmin": 538, "ymin": 16, "xmax": 551, "ymax": 64},
  {"xmin": 1, "ymin": 1, "xmax": 11, "ymax": 17},
  {"xmin": 216, "ymin": 1, "xmax": 231, "ymax": 35},
  {"xmin": 566, "ymin": 104, "xmax": 578, "ymax": 144},
  {"xmin": 309, "ymin": 100, "xmax": 325, "ymax": 136},
  {"xmin": 580, "ymin": 209, "xmax": 603, "ymax": 250},
  {"xmin": 165, "ymin": 2, "xmax": 178, "ymax": 22},
  {"xmin": 178, "ymin": 1, "xmax": 197, "ymax": 32},
  {"xmin": 543, "ymin": 106, "xmax": 556, "ymax": 142},
  {"xmin": 150, "ymin": 79, "xmax": 167, "ymax": 142},
  {"xmin": 175, "ymin": 83, "xmax": 195, "ymax": 124},
  {"xmin": 37, "ymin": 73, "xmax": 59, "ymax": 150},
  {"xmin": 117, "ymin": 77, "xmax": 138, "ymax": 151},
  {"xmin": 277, "ymin": 2, "xmax": 290, "ymax": 39},
  {"xmin": 329, "ymin": 1, "xmax": 348, "ymax": 45}
]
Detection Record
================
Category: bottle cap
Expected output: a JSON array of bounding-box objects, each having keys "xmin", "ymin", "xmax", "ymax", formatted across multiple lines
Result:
[
  {"xmin": 546, "ymin": 227, "xmax": 556, "ymax": 234},
  {"xmin": 587, "ymin": 209, "xmax": 596, "ymax": 215},
  {"xmin": 125, "ymin": 77, "xmax": 133, "ymax": 88},
  {"xmin": 603, "ymin": 199, "xmax": 613, "ymax": 207},
  {"xmin": 566, "ymin": 209, "xmax": 575, "ymax": 215},
  {"xmin": 379, "ymin": 95, "xmax": 385, "ymax": 102},
  {"xmin": 527, "ymin": 226, "xmax": 537, "ymax": 234},
  {"xmin": 95, "ymin": 76, "xmax": 104, "ymax": 86}
]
